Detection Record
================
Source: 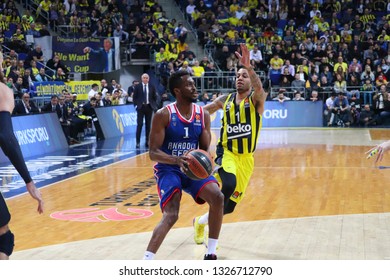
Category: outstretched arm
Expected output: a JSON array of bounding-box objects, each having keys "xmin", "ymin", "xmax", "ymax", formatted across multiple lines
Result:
[
  {"xmin": 198, "ymin": 109, "xmax": 212, "ymax": 152},
  {"xmin": 366, "ymin": 140, "xmax": 390, "ymax": 164},
  {"xmin": 235, "ymin": 43, "xmax": 268, "ymax": 115},
  {"xmin": 203, "ymin": 94, "xmax": 228, "ymax": 114}
]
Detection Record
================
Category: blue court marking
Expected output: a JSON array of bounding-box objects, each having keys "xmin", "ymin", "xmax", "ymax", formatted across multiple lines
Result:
[
  {"xmin": 0, "ymin": 136, "xmax": 148, "ymax": 199},
  {"xmin": 378, "ymin": 166, "xmax": 390, "ymax": 169}
]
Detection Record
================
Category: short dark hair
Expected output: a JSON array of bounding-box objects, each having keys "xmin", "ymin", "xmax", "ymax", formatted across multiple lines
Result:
[{"xmin": 168, "ymin": 70, "xmax": 189, "ymax": 98}]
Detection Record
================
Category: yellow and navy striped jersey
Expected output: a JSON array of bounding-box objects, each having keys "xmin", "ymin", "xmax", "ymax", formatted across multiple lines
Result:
[{"xmin": 218, "ymin": 93, "xmax": 262, "ymax": 155}]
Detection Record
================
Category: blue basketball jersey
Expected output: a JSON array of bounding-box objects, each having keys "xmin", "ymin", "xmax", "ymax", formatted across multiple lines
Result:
[
  {"xmin": 156, "ymin": 102, "xmax": 205, "ymax": 169},
  {"xmin": 153, "ymin": 102, "xmax": 217, "ymax": 210}
]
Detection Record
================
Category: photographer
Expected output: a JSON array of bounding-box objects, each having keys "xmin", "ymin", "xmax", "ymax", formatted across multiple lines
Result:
[
  {"xmin": 373, "ymin": 84, "xmax": 388, "ymax": 115},
  {"xmin": 359, "ymin": 104, "xmax": 377, "ymax": 127},
  {"xmin": 332, "ymin": 93, "xmax": 351, "ymax": 127}
]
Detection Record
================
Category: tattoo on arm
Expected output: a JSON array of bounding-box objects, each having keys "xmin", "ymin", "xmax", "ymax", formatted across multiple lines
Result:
[{"xmin": 204, "ymin": 94, "xmax": 228, "ymax": 114}]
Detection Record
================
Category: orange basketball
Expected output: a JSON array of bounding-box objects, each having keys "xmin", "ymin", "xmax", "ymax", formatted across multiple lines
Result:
[{"xmin": 184, "ymin": 149, "xmax": 213, "ymax": 180}]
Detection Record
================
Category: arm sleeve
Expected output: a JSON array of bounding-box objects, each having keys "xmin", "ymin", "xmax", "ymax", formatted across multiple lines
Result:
[{"xmin": 0, "ymin": 111, "xmax": 32, "ymax": 184}]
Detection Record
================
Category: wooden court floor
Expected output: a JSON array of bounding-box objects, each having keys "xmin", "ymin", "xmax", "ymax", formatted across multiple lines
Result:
[{"xmin": 6, "ymin": 128, "xmax": 390, "ymax": 260}]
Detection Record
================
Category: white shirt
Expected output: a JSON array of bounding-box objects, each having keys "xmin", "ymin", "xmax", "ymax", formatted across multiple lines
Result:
[
  {"xmin": 88, "ymin": 89, "xmax": 98, "ymax": 100},
  {"xmin": 186, "ymin": 4, "xmax": 196, "ymax": 16},
  {"xmin": 326, "ymin": 97, "xmax": 335, "ymax": 109},
  {"xmin": 250, "ymin": 49, "xmax": 263, "ymax": 62}
]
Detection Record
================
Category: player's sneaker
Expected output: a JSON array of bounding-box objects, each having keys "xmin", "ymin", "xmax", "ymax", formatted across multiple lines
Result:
[
  {"xmin": 204, "ymin": 254, "xmax": 217, "ymax": 260},
  {"xmin": 193, "ymin": 216, "xmax": 205, "ymax": 245}
]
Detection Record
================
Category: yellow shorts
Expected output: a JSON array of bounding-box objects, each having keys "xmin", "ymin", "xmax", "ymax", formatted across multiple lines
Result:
[{"xmin": 214, "ymin": 149, "xmax": 254, "ymax": 204}]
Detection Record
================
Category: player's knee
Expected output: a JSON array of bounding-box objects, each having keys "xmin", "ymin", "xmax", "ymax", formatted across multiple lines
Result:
[
  {"xmin": 164, "ymin": 211, "xmax": 179, "ymax": 227},
  {"xmin": 0, "ymin": 230, "xmax": 15, "ymax": 257},
  {"xmin": 224, "ymin": 201, "xmax": 237, "ymax": 215},
  {"xmin": 209, "ymin": 189, "xmax": 224, "ymax": 208}
]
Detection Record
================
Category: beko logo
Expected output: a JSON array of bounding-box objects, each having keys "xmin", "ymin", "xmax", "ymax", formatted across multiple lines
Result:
[{"xmin": 227, "ymin": 123, "xmax": 251, "ymax": 134}]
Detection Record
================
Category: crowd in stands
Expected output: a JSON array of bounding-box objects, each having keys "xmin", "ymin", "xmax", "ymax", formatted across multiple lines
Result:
[{"xmin": 170, "ymin": 0, "xmax": 390, "ymax": 127}]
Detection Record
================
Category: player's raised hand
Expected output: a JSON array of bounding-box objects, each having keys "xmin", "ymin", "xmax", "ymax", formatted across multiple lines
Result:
[{"xmin": 235, "ymin": 43, "xmax": 250, "ymax": 69}]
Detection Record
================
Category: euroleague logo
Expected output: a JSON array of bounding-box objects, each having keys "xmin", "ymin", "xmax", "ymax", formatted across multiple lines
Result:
[
  {"xmin": 50, "ymin": 207, "xmax": 153, "ymax": 222},
  {"xmin": 50, "ymin": 178, "xmax": 157, "ymax": 222},
  {"xmin": 112, "ymin": 109, "xmax": 124, "ymax": 134}
]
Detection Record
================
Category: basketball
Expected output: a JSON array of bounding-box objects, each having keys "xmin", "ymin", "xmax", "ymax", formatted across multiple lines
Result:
[{"xmin": 183, "ymin": 149, "xmax": 213, "ymax": 180}]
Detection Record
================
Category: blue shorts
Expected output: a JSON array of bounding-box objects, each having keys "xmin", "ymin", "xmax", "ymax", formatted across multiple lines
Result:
[{"xmin": 154, "ymin": 164, "xmax": 218, "ymax": 210}]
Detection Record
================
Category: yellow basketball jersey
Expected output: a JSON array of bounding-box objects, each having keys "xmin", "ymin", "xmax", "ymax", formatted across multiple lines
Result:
[{"xmin": 218, "ymin": 93, "xmax": 262, "ymax": 154}]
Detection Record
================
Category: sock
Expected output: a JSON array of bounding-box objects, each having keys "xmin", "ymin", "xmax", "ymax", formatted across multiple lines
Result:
[
  {"xmin": 207, "ymin": 238, "xmax": 218, "ymax": 255},
  {"xmin": 143, "ymin": 251, "xmax": 155, "ymax": 260},
  {"xmin": 198, "ymin": 213, "xmax": 209, "ymax": 225}
]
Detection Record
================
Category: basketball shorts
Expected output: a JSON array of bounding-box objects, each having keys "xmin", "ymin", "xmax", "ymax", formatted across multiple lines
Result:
[
  {"xmin": 154, "ymin": 165, "xmax": 218, "ymax": 211},
  {"xmin": 215, "ymin": 149, "xmax": 254, "ymax": 204},
  {"xmin": 0, "ymin": 193, "xmax": 11, "ymax": 227}
]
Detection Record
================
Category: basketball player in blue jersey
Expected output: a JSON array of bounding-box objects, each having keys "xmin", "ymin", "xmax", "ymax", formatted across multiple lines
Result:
[
  {"xmin": 193, "ymin": 43, "xmax": 268, "ymax": 245},
  {"xmin": 143, "ymin": 70, "xmax": 224, "ymax": 260},
  {"xmin": 0, "ymin": 53, "xmax": 44, "ymax": 260}
]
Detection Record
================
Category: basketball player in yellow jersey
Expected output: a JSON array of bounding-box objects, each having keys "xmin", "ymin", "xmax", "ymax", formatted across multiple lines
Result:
[{"xmin": 193, "ymin": 43, "xmax": 268, "ymax": 245}]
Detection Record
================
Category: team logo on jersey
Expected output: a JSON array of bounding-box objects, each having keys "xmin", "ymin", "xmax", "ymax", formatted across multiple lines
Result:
[
  {"xmin": 171, "ymin": 114, "xmax": 177, "ymax": 126},
  {"xmin": 231, "ymin": 191, "xmax": 242, "ymax": 199},
  {"xmin": 225, "ymin": 102, "xmax": 232, "ymax": 111},
  {"xmin": 244, "ymin": 98, "xmax": 250, "ymax": 108},
  {"xmin": 194, "ymin": 114, "xmax": 201, "ymax": 126}
]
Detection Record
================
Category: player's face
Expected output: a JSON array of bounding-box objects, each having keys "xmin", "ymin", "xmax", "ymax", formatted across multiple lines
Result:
[
  {"xmin": 235, "ymin": 68, "xmax": 251, "ymax": 93},
  {"xmin": 180, "ymin": 75, "xmax": 198, "ymax": 102}
]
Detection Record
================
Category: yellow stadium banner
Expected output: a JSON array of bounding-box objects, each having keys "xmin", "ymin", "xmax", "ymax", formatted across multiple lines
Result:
[{"xmin": 66, "ymin": 80, "xmax": 100, "ymax": 101}]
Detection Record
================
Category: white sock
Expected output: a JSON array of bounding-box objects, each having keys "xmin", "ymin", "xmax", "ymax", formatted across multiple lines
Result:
[
  {"xmin": 143, "ymin": 251, "xmax": 155, "ymax": 260},
  {"xmin": 207, "ymin": 238, "xmax": 218, "ymax": 255},
  {"xmin": 198, "ymin": 213, "xmax": 209, "ymax": 225}
]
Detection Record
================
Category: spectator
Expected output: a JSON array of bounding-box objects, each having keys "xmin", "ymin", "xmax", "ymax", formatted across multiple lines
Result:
[
  {"xmin": 46, "ymin": 54, "xmax": 69, "ymax": 78},
  {"xmin": 359, "ymin": 104, "xmax": 377, "ymax": 127},
  {"xmin": 54, "ymin": 67, "xmax": 69, "ymax": 82},
  {"xmin": 373, "ymin": 84, "xmax": 388, "ymax": 115},
  {"xmin": 269, "ymin": 53, "xmax": 284, "ymax": 72},
  {"xmin": 324, "ymin": 92, "xmax": 337, "ymax": 126},
  {"xmin": 291, "ymin": 73, "xmax": 306, "ymax": 92},
  {"xmin": 88, "ymin": 83, "xmax": 99, "ymax": 101},
  {"xmin": 249, "ymin": 45, "xmax": 263, "ymax": 71},
  {"xmin": 102, "ymin": 92, "xmax": 111, "ymax": 106},
  {"xmin": 24, "ymin": 45, "xmax": 45, "ymax": 69},
  {"xmin": 272, "ymin": 89, "xmax": 291, "ymax": 103},
  {"xmin": 81, "ymin": 96, "xmax": 104, "ymax": 140},
  {"xmin": 12, "ymin": 93, "xmax": 39, "ymax": 115},
  {"xmin": 41, "ymin": 95, "xmax": 60, "ymax": 113},
  {"xmin": 333, "ymin": 74, "xmax": 347, "ymax": 95},
  {"xmin": 292, "ymin": 91, "xmax": 305, "ymax": 101},
  {"xmin": 309, "ymin": 90, "xmax": 321, "ymax": 102},
  {"xmin": 35, "ymin": 67, "xmax": 50, "ymax": 82},
  {"xmin": 305, "ymin": 74, "xmax": 321, "ymax": 94},
  {"xmin": 361, "ymin": 65, "xmax": 375, "ymax": 83}
]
